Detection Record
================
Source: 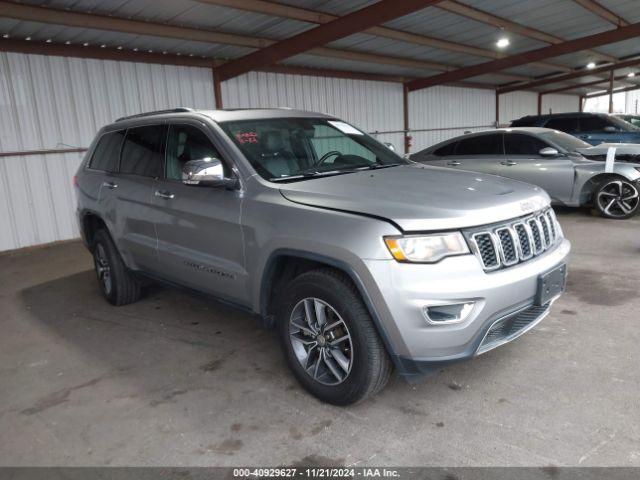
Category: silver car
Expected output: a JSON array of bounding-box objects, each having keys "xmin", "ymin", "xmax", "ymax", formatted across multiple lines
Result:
[
  {"xmin": 411, "ymin": 127, "xmax": 640, "ymax": 219},
  {"xmin": 75, "ymin": 109, "xmax": 570, "ymax": 405}
]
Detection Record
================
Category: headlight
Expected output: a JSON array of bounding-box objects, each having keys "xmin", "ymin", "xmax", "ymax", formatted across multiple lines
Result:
[{"xmin": 384, "ymin": 232, "xmax": 469, "ymax": 263}]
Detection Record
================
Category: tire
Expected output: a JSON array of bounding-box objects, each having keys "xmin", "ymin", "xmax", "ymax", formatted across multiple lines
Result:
[
  {"xmin": 276, "ymin": 268, "xmax": 392, "ymax": 405},
  {"xmin": 592, "ymin": 175, "xmax": 640, "ymax": 219},
  {"xmin": 92, "ymin": 229, "xmax": 141, "ymax": 306}
]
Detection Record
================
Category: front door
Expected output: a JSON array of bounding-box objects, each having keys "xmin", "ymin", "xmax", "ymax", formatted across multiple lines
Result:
[
  {"xmin": 499, "ymin": 133, "xmax": 575, "ymax": 203},
  {"xmin": 152, "ymin": 122, "xmax": 247, "ymax": 305}
]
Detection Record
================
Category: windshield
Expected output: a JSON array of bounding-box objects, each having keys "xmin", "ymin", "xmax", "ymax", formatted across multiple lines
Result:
[
  {"xmin": 539, "ymin": 130, "xmax": 591, "ymax": 153},
  {"xmin": 619, "ymin": 115, "xmax": 640, "ymax": 128},
  {"xmin": 608, "ymin": 115, "xmax": 640, "ymax": 131},
  {"xmin": 219, "ymin": 117, "xmax": 406, "ymax": 182}
]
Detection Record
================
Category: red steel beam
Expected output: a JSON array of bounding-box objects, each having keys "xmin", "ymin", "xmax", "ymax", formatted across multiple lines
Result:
[
  {"xmin": 498, "ymin": 57, "xmax": 640, "ymax": 94},
  {"xmin": 542, "ymin": 74, "xmax": 636, "ymax": 94},
  {"xmin": 216, "ymin": 0, "xmax": 442, "ymax": 81},
  {"xmin": 586, "ymin": 84, "xmax": 640, "ymax": 98},
  {"xmin": 406, "ymin": 22, "xmax": 640, "ymax": 92},
  {"xmin": 572, "ymin": 0, "xmax": 629, "ymax": 27}
]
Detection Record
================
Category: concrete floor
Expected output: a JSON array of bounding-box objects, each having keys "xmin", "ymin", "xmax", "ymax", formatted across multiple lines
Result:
[{"xmin": 0, "ymin": 208, "xmax": 639, "ymax": 467}]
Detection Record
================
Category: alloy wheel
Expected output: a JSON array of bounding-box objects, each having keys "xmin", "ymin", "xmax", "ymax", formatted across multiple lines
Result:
[
  {"xmin": 94, "ymin": 243, "xmax": 113, "ymax": 295},
  {"xmin": 288, "ymin": 298, "xmax": 353, "ymax": 386},
  {"xmin": 597, "ymin": 179, "xmax": 639, "ymax": 218}
]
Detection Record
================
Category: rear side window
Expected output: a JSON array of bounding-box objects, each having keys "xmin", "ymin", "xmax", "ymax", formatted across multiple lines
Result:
[
  {"xmin": 88, "ymin": 130, "xmax": 125, "ymax": 172},
  {"xmin": 578, "ymin": 116, "xmax": 610, "ymax": 132},
  {"xmin": 433, "ymin": 142, "xmax": 457, "ymax": 156},
  {"xmin": 120, "ymin": 125, "xmax": 166, "ymax": 178},
  {"xmin": 544, "ymin": 117, "xmax": 578, "ymax": 133},
  {"xmin": 504, "ymin": 134, "xmax": 549, "ymax": 155},
  {"xmin": 455, "ymin": 134, "xmax": 503, "ymax": 155}
]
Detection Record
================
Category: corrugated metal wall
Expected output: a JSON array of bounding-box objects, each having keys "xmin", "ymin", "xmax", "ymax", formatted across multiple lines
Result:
[
  {"xmin": 408, "ymin": 85, "xmax": 496, "ymax": 150},
  {"xmin": 499, "ymin": 92, "xmax": 580, "ymax": 124},
  {"xmin": 1, "ymin": 51, "xmax": 577, "ymax": 252},
  {"xmin": 222, "ymin": 71, "xmax": 405, "ymax": 150},
  {"xmin": 0, "ymin": 52, "xmax": 215, "ymax": 252}
]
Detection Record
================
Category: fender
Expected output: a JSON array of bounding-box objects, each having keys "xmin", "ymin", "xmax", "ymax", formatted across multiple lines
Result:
[{"xmin": 259, "ymin": 248, "xmax": 405, "ymax": 372}]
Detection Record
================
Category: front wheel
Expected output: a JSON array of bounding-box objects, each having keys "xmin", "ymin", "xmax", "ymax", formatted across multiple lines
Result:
[
  {"xmin": 593, "ymin": 177, "xmax": 640, "ymax": 219},
  {"xmin": 276, "ymin": 268, "xmax": 392, "ymax": 405}
]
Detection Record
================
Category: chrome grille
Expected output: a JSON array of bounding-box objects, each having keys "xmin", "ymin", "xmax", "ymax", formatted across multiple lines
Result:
[
  {"xmin": 528, "ymin": 219, "xmax": 543, "ymax": 253},
  {"xmin": 472, "ymin": 232, "xmax": 499, "ymax": 270},
  {"xmin": 466, "ymin": 208, "xmax": 562, "ymax": 272}
]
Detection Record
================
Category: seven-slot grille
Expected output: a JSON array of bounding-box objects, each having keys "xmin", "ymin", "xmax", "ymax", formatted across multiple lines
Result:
[{"xmin": 468, "ymin": 209, "xmax": 561, "ymax": 272}]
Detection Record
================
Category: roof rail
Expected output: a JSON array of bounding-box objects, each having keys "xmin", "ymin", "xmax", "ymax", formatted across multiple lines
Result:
[{"xmin": 115, "ymin": 107, "xmax": 193, "ymax": 122}]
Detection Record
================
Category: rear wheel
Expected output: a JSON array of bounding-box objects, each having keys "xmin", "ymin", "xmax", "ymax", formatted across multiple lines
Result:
[
  {"xmin": 276, "ymin": 268, "xmax": 392, "ymax": 405},
  {"xmin": 92, "ymin": 229, "xmax": 141, "ymax": 305},
  {"xmin": 593, "ymin": 176, "xmax": 639, "ymax": 219}
]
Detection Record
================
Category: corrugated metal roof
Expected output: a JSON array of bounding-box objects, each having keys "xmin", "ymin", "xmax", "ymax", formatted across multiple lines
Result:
[{"xmin": 2, "ymin": 0, "xmax": 637, "ymax": 90}]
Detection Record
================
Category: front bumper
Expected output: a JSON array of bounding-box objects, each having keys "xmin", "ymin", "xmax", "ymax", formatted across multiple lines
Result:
[{"xmin": 363, "ymin": 238, "xmax": 571, "ymax": 378}]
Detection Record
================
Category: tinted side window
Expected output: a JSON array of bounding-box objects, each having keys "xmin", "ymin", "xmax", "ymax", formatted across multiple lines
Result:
[
  {"xmin": 433, "ymin": 142, "xmax": 456, "ymax": 156},
  {"xmin": 504, "ymin": 134, "xmax": 549, "ymax": 155},
  {"xmin": 88, "ymin": 130, "xmax": 125, "ymax": 172},
  {"xmin": 165, "ymin": 124, "xmax": 227, "ymax": 180},
  {"xmin": 455, "ymin": 134, "xmax": 503, "ymax": 155},
  {"xmin": 578, "ymin": 116, "xmax": 610, "ymax": 132},
  {"xmin": 544, "ymin": 117, "xmax": 578, "ymax": 133},
  {"xmin": 120, "ymin": 125, "xmax": 166, "ymax": 177}
]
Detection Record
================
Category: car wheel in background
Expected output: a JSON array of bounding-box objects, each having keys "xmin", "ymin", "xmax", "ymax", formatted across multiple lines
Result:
[
  {"xmin": 277, "ymin": 268, "xmax": 392, "ymax": 405},
  {"xmin": 92, "ymin": 229, "xmax": 142, "ymax": 305},
  {"xmin": 593, "ymin": 176, "xmax": 640, "ymax": 219}
]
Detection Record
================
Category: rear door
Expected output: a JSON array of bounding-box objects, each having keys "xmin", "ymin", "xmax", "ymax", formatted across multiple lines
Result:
[
  {"xmin": 499, "ymin": 133, "xmax": 574, "ymax": 203},
  {"xmin": 112, "ymin": 124, "xmax": 166, "ymax": 270},
  {"xmin": 84, "ymin": 129, "xmax": 125, "ymax": 220},
  {"xmin": 151, "ymin": 122, "xmax": 247, "ymax": 304},
  {"xmin": 442, "ymin": 133, "xmax": 504, "ymax": 175}
]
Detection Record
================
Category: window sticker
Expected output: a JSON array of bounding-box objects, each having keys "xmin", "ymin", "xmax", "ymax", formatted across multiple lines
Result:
[
  {"xmin": 327, "ymin": 121, "xmax": 363, "ymax": 135},
  {"xmin": 236, "ymin": 132, "xmax": 259, "ymax": 144}
]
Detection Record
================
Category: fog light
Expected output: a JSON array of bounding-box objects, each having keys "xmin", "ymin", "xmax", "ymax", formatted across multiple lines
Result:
[{"xmin": 423, "ymin": 302, "xmax": 475, "ymax": 325}]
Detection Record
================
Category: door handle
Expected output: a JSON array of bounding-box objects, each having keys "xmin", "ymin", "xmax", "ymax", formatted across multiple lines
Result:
[
  {"xmin": 446, "ymin": 161, "xmax": 461, "ymax": 166},
  {"xmin": 155, "ymin": 190, "xmax": 175, "ymax": 199},
  {"xmin": 101, "ymin": 181, "xmax": 118, "ymax": 189},
  {"xmin": 500, "ymin": 161, "xmax": 518, "ymax": 166}
]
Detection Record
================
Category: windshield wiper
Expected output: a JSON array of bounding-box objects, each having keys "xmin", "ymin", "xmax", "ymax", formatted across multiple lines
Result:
[{"xmin": 269, "ymin": 163, "xmax": 403, "ymax": 182}]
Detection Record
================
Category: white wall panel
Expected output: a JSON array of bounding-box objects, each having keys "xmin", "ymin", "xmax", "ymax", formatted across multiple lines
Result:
[
  {"xmin": 499, "ymin": 91, "xmax": 537, "ymax": 124},
  {"xmin": 540, "ymin": 94, "xmax": 579, "ymax": 115},
  {"xmin": 499, "ymin": 91, "xmax": 579, "ymax": 125},
  {"xmin": 221, "ymin": 71, "xmax": 405, "ymax": 149},
  {"xmin": 0, "ymin": 52, "xmax": 215, "ymax": 252},
  {"xmin": 408, "ymin": 85, "xmax": 496, "ymax": 151}
]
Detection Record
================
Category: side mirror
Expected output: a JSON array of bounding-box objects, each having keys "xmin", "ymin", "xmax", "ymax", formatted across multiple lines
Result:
[
  {"xmin": 539, "ymin": 147, "xmax": 559, "ymax": 157},
  {"xmin": 603, "ymin": 125, "xmax": 617, "ymax": 133},
  {"xmin": 182, "ymin": 158, "xmax": 238, "ymax": 189},
  {"xmin": 383, "ymin": 142, "xmax": 396, "ymax": 152}
]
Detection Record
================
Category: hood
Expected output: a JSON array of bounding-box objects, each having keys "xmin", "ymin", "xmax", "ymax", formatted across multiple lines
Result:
[
  {"xmin": 279, "ymin": 164, "xmax": 550, "ymax": 231},
  {"xmin": 576, "ymin": 143, "xmax": 640, "ymax": 156}
]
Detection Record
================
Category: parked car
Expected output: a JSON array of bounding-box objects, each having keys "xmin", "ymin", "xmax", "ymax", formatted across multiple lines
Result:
[
  {"xmin": 510, "ymin": 112, "xmax": 640, "ymax": 145},
  {"xmin": 410, "ymin": 127, "xmax": 640, "ymax": 219},
  {"xmin": 76, "ymin": 108, "xmax": 570, "ymax": 405},
  {"xmin": 616, "ymin": 114, "xmax": 640, "ymax": 128}
]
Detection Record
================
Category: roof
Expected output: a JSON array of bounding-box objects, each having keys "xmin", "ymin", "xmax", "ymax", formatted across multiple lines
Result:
[{"xmin": 1, "ymin": 0, "xmax": 639, "ymax": 95}]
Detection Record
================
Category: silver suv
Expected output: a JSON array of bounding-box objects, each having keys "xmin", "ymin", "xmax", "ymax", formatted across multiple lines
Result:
[{"xmin": 75, "ymin": 108, "xmax": 571, "ymax": 405}]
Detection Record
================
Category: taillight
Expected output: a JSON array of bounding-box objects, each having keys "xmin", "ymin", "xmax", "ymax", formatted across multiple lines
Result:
[{"xmin": 72, "ymin": 175, "xmax": 78, "ymax": 187}]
